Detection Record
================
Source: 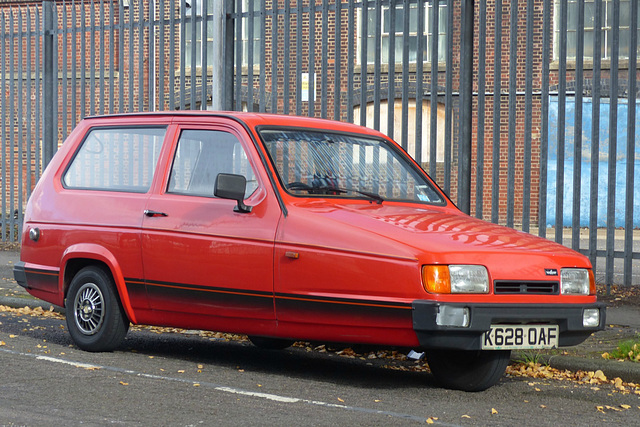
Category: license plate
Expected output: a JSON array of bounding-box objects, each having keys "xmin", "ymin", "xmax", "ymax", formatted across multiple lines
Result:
[{"xmin": 481, "ymin": 325, "xmax": 559, "ymax": 350}]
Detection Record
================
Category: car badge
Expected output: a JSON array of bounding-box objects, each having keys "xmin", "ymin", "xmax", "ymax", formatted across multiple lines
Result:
[{"xmin": 545, "ymin": 269, "xmax": 558, "ymax": 276}]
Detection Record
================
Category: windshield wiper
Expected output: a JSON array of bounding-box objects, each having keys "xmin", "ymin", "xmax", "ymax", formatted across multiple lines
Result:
[{"xmin": 287, "ymin": 182, "xmax": 383, "ymax": 204}]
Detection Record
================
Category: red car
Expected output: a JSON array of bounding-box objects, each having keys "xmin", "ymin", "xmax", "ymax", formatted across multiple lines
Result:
[{"xmin": 14, "ymin": 112, "xmax": 605, "ymax": 391}]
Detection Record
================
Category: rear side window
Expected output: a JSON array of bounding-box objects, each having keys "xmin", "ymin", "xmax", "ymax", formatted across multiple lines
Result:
[
  {"xmin": 63, "ymin": 127, "xmax": 166, "ymax": 192},
  {"xmin": 167, "ymin": 129, "xmax": 258, "ymax": 198}
]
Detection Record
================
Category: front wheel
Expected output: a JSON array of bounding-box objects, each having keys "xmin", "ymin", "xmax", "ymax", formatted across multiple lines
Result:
[
  {"xmin": 66, "ymin": 266, "xmax": 129, "ymax": 352},
  {"xmin": 426, "ymin": 349, "xmax": 511, "ymax": 392}
]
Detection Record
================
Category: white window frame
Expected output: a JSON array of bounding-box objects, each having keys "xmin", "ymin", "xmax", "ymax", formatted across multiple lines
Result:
[
  {"xmin": 554, "ymin": 0, "xmax": 640, "ymax": 62},
  {"xmin": 357, "ymin": 1, "xmax": 448, "ymax": 66}
]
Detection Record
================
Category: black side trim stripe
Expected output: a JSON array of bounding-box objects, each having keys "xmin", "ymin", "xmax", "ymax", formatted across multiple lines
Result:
[
  {"xmin": 145, "ymin": 279, "xmax": 273, "ymax": 299},
  {"xmin": 24, "ymin": 267, "xmax": 59, "ymax": 277},
  {"xmin": 274, "ymin": 292, "xmax": 413, "ymax": 310}
]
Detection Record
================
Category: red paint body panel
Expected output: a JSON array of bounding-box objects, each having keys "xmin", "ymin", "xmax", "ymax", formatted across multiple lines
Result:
[{"xmin": 16, "ymin": 112, "xmax": 603, "ymax": 350}]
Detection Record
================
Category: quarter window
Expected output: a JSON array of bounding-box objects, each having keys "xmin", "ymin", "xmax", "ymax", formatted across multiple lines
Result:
[
  {"xmin": 168, "ymin": 129, "xmax": 258, "ymax": 197},
  {"xmin": 63, "ymin": 127, "xmax": 166, "ymax": 192}
]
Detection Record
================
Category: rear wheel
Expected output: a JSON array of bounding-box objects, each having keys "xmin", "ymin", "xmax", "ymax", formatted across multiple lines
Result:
[
  {"xmin": 66, "ymin": 266, "xmax": 129, "ymax": 352},
  {"xmin": 248, "ymin": 336, "xmax": 295, "ymax": 350},
  {"xmin": 426, "ymin": 349, "xmax": 510, "ymax": 392}
]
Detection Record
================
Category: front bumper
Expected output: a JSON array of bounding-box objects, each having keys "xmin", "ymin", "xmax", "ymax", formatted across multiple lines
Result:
[{"xmin": 412, "ymin": 301, "xmax": 606, "ymax": 350}]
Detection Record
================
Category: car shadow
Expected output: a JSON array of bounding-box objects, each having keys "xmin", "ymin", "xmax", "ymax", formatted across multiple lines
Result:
[{"xmin": 119, "ymin": 327, "xmax": 437, "ymax": 390}]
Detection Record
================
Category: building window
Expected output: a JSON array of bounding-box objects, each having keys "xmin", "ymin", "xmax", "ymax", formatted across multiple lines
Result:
[
  {"xmin": 555, "ymin": 0, "xmax": 640, "ymax": 61},
  {"xmin": 353, "ymin": 100, "xmax": 447, "ymax": 165},
  {"xmin": 240, "ymin": 0, "xmax": 262, "ymax": 66},
  {"xmin": 358, "ymin": 1, "xmax": 448, "ymax": 65},
  {"xmin": 184, "ymin": 0, "xmax": 214, "ymax": 68}
]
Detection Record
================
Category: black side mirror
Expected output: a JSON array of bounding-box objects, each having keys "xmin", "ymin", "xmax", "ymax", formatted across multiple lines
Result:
[{"xmin": 214, "ymin": 173, "xmax": 253, "ymax": 213}]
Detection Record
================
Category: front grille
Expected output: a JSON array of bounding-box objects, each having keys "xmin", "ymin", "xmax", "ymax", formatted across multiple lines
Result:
[{"xmin": 494, "ymin": 281, "xmax": 559, "ymax": 295}]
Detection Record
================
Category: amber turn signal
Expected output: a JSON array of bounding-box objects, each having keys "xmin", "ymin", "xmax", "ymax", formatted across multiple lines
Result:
[{"xmin": 422, "ymin": 265, "xmax": 451, "ymax": 294}]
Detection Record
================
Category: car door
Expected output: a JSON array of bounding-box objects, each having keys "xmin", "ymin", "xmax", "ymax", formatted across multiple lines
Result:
[{"xmin": 141, "ymin": 122, "xmax": 281, "ymax": 331}]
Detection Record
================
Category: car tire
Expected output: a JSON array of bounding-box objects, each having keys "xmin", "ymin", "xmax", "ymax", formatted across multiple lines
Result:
[
  {"xmin": 66, "ymin": 266, "xmax": 129, "ymax": 352},
  {"xmin": 426, "ymin": 349, "xmax": 511, "ymax": 392},
  {"xmin": 248, "ymin": 336, "xmax": 295, "ymax": 350}
]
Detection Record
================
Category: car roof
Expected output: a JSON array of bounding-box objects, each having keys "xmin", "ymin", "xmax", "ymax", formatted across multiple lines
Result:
[{"xmin": 83, "ymin": 111, "xmax": 385, "ymax": 138}]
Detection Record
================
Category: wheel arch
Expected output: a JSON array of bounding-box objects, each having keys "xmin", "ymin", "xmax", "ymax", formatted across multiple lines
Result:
[{"xmin": 60, "ymin": 244, "xmax": 137, "ymax": 324}]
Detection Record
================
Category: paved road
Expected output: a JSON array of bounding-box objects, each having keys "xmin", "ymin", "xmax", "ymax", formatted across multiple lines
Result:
[{"xmin": 1, "ymin": 310, "xmax": 639, "ymax": 426}]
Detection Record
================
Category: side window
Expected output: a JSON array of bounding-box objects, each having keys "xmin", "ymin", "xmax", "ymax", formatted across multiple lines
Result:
[
  {"xmin": 63, "ymin": 127, "xmax": 166, "ymax": 192},
  {"xmin": 168, "ymin": 129, "xmax": 258, "ymax": 198}
]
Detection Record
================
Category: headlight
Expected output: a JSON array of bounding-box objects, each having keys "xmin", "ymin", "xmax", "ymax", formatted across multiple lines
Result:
[
  {"xmin": 422, "ymin": 265, "xmax": 489, "ymax": 294},
  {"xmin": 561, "ymin": 268, "xmax": 595, "ymax": 295}
]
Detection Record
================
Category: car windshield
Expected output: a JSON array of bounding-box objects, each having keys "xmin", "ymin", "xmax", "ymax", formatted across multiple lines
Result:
[{"xmin": 260, "ymin": 129, "xmax": 444, "ymax": 204}]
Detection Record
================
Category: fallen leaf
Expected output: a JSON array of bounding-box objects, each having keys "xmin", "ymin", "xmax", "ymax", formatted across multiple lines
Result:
[
  {"xmin": 0, "ymin": 341, "xmax": 5, "ymax": 346},
  {"xmin": 461, "ymin": 415, "xmax": 471, "ymax": 419},
  {"xmin": 9, "ymin": 334, "xmax": 16, "ymax": 338},
  {"xmin": 337, "ymin": 397, "xmax": 345, "ymax": 403},
  {"xmin": 193, "ymin": 383, "xmax": 200, "ymax": 387},
  {"xmin": 620, "ymin": 404, "xmax": 631, "ymax": 410},
  {"xmin": 491, "ymin": 408, "xmax": 498, "ymax": 415},
  {"xmin": 119, "ymin": 381, "xmax": 129, "ymax": 386},
  {"xmin": 177, "ymin": 370, "xmax": 185, "ymax": 373},
  {"xmin": 540, "ymin": 405, "xmax": 546, "ymax": 409},
  {"xmin": 596, "ymin": 406, "xmax": 605, "ymax": 414},
  {"xmin": 426, "ymin": 419, "xmax": 434, "ymax": 424}
]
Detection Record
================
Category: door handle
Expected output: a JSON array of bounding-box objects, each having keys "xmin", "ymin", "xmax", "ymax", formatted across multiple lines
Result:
[{"xmin": 144, "ymin": 210, "xmax": 168, "ymax": 217}]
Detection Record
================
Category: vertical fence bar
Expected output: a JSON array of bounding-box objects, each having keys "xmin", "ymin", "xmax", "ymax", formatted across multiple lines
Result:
[
  {"xmin": 270, "ymin": 1, "xmax": 277, "ymax": 113},
  {"xmin": 308, "ymin": 0, "xmax": 316, "ymax": 117},
  {"xmin": 429, "ymin": 0, "xmax": 439, "ymax": 175},
  {"xmin": 283, "ymin": 0, "xmax": 289, "ymax": 114},
  {"xmin": 243, "ymin": 1, "xmax": 255, "ymax": 111},
  {"xmin": 475, "ymin": 0, "xmax": 486, "ymax": 219},
  {"xmin": 491, "ymin": 0, "xmax": 502, "ymax": 224},
  {"xmin": 26, "ymin": 8, "xmax": 32, "ymax": 206},
  {"xmin": 589, "ymin": 0, "xmax": 602, "ymax": 273},
  {"xmin": 522, "ymin": 0, "xmax": 534, "ymax": 232},
  {"xmin": 346, "ymin": 1, "xmax": 353, "ymax": 123},
  {"xmin": 62, "ymin": 1, "xmax": 68, "ymax": 137},
  {"xmin": 43, "ymin": 0, "xmax": 55, "ymax": 165},
  {"xmin": 169, "ymin": 0, "xmax": 175, "ymax": 110},
  {"xmin": 35, "ymin": 8, "xmax": 41, "ymax": 179},
  {"xmin": 539, "ymin": 0, "xmax": 551, "ymax": 239},
  {"xmin": 81, "ymin": 0, "xmax": 87, "ymax": 118},
  {"xmin": 401, "ymin": 0, "xmax": 410, "ymax": 151},
  {"xmin": 624, "ymin": 0, "xmax": 637, "ymax": 286},
  {"xmin": 572, "ymin": 0, "xmax": 585, "ymax": 250},
  {"xmin": 458, "ymin": 0, "xmax": 473, "ymax": 214},
  {"xmin": 259, "ymin": 1, "xmax": 266, "ymax": 112},
  {"xmin": 108, "ymin": 0, "xmax": 114, "ymax": 113},
  {"xmin": 17, "ymin": 8, "xmax": 23, "ymax": 232},
  {"xmin": 555, "ymin": 0, "xmax": 567, "ymax": 244},
  {"xmin": 118, "ymin": 1, "xmax": 124, "ymax": 112},
  {"xmin": 373, "ymin": 0, "xmax": 382, "ymax": 130},
  {"xmin": 99, "ymin": 0, "xmax": 105, "ymax": 114},
  {"xmin": 180, "ymin": 0, "xmax": 186, "ymax": 110},
  {"xmin": 333, "ymin": 1, "xmax": 341, "ymax": 121},
  {"xmin": 140, "ymin": 0, "xmax": 146, "ymax": 111},
  {"xmin": 386, "ymin": 2, "xmax": 396, "ymax": 142},
  {"xmin": 9, "ymin": 9, "xmax": 15, "ymax": 241},
  {"xmin": 200, "ymin": 0, "xmax": 206, "ymax": 110},
  {"xmin": 360, "ymin": 2, "xmax": 368, "ymax": 127},
  {"xmin": 321, "ymin": 0, "xmax": 329, "ymax": 119},
  {"xmin": 443, "ymin": 0, "xmax": 453, "ymax": 193},
  {"xmin": 158, "ymin": 0, "xmax": 165, "ymax": 110},
  {"xmin": 90, "ymin": 0, "xmax": 96, "ymax": 115},
  {"xmin": 506, "ymin": 0, "xmax": 518, "ymax": 228},
  {"xmin": 415, "ymin": 0, "xmax": 424, "ymax": 164},
  {"xmin": 1, "ymin": 11, "xmax": 5, "ymax": 241},
  {"xmin": 295, "ymin": 0, "xmax": 302, "ymax": 116},
  {"xmin": 606, "ymin": 0, "xmax": 620, "ymax": 286}
]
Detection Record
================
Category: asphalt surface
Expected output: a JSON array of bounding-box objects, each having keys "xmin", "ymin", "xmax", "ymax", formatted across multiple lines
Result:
[{"xmin": 2, "ymin": 248, "xmax": 640, "ymax": 384}]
